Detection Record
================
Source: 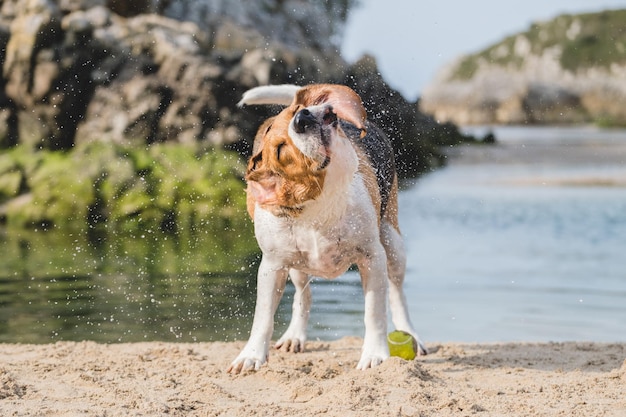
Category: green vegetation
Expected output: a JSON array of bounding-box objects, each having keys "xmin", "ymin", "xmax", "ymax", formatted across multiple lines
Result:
[
  {"xmin": 451, "ymin": 8, "xmax": 626, "ymax": 80},
  {"xmin": 452, "ymin": 56, "xmax": 480, "ymax": 81},
  {"xmin": 452, "ymin": 35, "xmax": 525, "ymax": 80},
  {"xmin": 559, "ymin": 10, "xmax": 626, "ymax": 71},
  {"xmin": 0, "ymin": 142, "xmax": 251, "ymax": 236}
]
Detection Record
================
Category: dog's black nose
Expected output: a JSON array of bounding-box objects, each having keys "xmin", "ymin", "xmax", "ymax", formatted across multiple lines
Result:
[{"xmin": 294, "ymin": 108, "xmax": 317, "ymax": 133}]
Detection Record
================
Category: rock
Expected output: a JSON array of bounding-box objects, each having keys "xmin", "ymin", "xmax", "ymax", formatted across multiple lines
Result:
[
  {"xmin": 59, "ymin": 0, "xmax": 107, "ymax": 13},
  {"xmin": 3, "ymin": 0, "xmax": 62, "ymax": 108},
  {"xmin": 0, "ymin": 0, "xmax": 467, "ymax": 179},
  {"xmin": 0, "ymin": 0, "xmax": 353, "ymax": 150},
  {"xmin": 212, "ymin": 18, "xmax": 266, "ymax": 52},
  {"xmin": 161, "ymin": 0, "xmax": 348, "ymax": 54},
  {"xmin": 522, "ymin": 83, "xmax": 587, "ymax": 123}
]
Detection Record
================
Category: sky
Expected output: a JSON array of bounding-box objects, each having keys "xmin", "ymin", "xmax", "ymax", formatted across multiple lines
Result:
[{"xmin": 340, "ymin": 0, "xmax": 626, "ymax": 101}]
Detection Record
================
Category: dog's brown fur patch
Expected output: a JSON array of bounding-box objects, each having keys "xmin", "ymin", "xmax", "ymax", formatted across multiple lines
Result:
[
  {"xmin": 383, "ymin": 176, "xmax": 400, "ymax": 232},
  {"xmin": 355, "ymin": 145, "xmax": 382, "ymax": 225},
  {"xmin": 245, "ymin": 106, "xmax": 327, "ymax": 218}
]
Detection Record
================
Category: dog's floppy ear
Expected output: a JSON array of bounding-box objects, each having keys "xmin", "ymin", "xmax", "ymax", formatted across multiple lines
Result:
[{"xmin": 294, "ymin": 84, "xmax": 367, "ymax": 137}]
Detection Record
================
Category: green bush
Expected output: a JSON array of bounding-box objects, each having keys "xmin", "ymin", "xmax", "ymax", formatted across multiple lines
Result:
[{"xmin": 0, "ymin": 142, "xmax": 249, "ymax": 234}]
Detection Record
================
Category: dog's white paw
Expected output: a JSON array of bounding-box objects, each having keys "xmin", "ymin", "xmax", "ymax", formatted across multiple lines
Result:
[
  {"xmin": 226, "ymin": 357, "xmax": 262, "ymax": 374},
  {"xmin": 356, "ymin": 343, "xmax": 389, "ymax": 370},
  {"xmin": 275, "ymin": 327, "xmax": 307, "ymax": 353},
  {"xmin": 227, "ymin": 349, "xmax": 268, "ymax": 374},
  {"xmin": 275, "ymin": 337, "xmax": 305, "ymax": 353},
  {"xmin": 356, "ymin": 352, "xmax": 389, "ymax": 370}
]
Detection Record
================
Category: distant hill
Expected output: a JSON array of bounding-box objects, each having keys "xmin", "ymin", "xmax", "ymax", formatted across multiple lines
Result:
[{"xmin": 420, "ymin": 9, "xmax": 626, "ymax": 126}]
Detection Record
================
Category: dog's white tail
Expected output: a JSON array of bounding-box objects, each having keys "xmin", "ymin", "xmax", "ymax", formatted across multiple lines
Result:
[{"xmin": 237, "ymin": 84, "xmax": 302, "ymax": 107}]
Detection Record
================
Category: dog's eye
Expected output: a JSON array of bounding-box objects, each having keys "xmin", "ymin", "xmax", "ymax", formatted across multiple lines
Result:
[{"xmin": 276, "ymin": 143, "xmax": 285, "ymax": 160}]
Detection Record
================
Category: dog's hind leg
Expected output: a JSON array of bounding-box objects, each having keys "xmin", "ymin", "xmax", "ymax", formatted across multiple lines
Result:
[
  {"xmin": 275, "ymin": 269, "xmax": 311, "ymax": 353},
  {"xmin": 381, "ymin": 220, "xmax": 428, "ymax": 355}
]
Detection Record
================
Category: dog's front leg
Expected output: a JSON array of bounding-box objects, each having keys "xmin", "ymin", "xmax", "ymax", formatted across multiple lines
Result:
[
  {"xmin": 356, "ymin": 251, "xmax": 390, "ymax": 370},
  {"xmin": 227, "ymin": 258, "xmax": 288, "ymax": 374},
  {"xmin": 275, "ymin": 269, "xmax": 311, "ymax": 353}
]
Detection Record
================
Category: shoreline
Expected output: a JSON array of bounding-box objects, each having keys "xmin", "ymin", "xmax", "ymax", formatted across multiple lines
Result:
[{"xmin": 1, "ymin": 338, "xmax": 624, "ymax": 416}]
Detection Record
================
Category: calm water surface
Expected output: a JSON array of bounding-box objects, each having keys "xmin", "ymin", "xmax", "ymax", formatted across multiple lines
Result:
[
  {"xmin": 1, "ymin": 126, "xmax": 625, "ymax": 344},
  {"xmin": 400, "ymin": 125, "xmax": 626, "ymax": 343}
]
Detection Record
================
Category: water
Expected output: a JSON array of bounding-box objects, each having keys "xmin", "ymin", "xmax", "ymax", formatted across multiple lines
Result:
[
  {"xmin": 400, "ymin": 125, "xmax": 626, "ymax": 343},
  {"xmin": 0, "ymin": 227, "xmax": 261, "ymax": 343},
  {"xmin": 1, "ymin": 126, "xmax": 625, "ymax": 344}
]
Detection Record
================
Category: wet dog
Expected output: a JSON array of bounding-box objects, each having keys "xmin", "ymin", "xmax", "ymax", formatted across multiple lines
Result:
[{"xmin": 228, "ymin": 84, "xmax": 426, "ymax": 374}]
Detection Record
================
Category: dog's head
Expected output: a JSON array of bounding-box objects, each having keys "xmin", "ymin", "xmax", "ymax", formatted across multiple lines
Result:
[{"xmin": 245, "ymin": 84, "xmax": 367, "ymax": 218}]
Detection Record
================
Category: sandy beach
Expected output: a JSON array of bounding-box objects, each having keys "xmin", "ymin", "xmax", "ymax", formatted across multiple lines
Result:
[{"xmin": 1, "ymin": 338, "xmax": 624, "ymax": 416}]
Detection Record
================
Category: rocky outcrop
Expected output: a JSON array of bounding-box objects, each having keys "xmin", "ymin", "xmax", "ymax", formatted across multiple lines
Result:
[
  {"xmin": 0, "ymin": 0, "xmax": 354, "ymax": 151},
  {"xmin": 0, "ymin": 0, "xmax": 480, "ymax": 230},
  {"xmin": 420, "ymin": 9, "xmax": 626, "ymax": 125},
  {"xmin": 0, "ymin": 0, "xmax": 473, "ymax": 177},
  {"xmin": 159, "ymin": 0, "xmax": 351, "ymax": 55}
]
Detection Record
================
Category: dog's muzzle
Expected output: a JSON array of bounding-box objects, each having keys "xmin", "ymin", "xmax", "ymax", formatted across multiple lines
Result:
[
  {"xmin": 294, "ymin": 106, "xmax": 338, "ymax": 134},
  {"xmin": 292, "ymin": 106, "xmax": 336, "ymax": 170}
]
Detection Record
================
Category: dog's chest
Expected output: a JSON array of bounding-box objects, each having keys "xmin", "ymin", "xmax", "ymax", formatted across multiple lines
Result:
[
  {"xmin": 255, "ymin": 213, "xmax": 367, "ymax": 278},
  {"xmin": 292, "ymin": 226, "xmax": 355, "ymax": 275}
]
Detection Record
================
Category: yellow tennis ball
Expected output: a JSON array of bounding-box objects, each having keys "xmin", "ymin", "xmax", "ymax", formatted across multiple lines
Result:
[{"xmin": 387, "ymin": 330, "xmax": 417, "ymax": 360}]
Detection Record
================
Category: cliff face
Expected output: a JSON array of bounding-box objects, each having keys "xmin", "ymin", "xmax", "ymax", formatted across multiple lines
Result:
[
  {"xmin": 159, "ymin": 0, "xmax": 352, "ymax": 54},
  {"xmin": 0, "ymin": 0, "xmax": 466, "ymax": 178},
  {"xmin": 0, "ymin": 0, "xmax": 355, "ymax": 150},
  {"xmin": 0, "ymin": 0, "xmax": 478, "ymax": 230},
  {"xmin": 420, "ymin": 9, "xmax": 626, "ymax": 126}
]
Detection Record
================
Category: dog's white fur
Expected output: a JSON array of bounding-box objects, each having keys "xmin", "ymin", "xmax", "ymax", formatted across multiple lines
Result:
[
  {"xmin": 228, "ymin": 85, "xmax": 424, "ymax": 374},
  {"xmin": 237, "ymin": 84, "xmax": 302, "ymax": 107}
]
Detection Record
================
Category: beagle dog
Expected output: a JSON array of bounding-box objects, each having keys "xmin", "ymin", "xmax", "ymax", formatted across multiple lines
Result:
[{"xmin": 227, "ymin": 84, "xmax": 426, "ymax": 374}]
